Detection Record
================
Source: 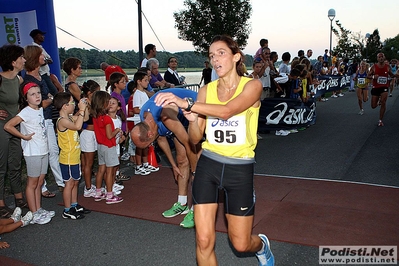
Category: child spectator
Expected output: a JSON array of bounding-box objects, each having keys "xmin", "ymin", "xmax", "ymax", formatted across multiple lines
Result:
[
  {"xmin": 254, "ymin": 38, "xmax": 268, "ymax": 61},
  {"xmin": 132, "ymin": 71, "xmax": 159, "ymax": 175},
  {"xmin": 54, "ymin": 92, "xmax": 90, "ymax": 219},
  {"xmin": 108, "ymin": 96, "xmax": 126, "ymax": 194},
  {"xmin": 109, "ymin": 72, "xmax": 131, "ymax": 181},
  {"xmin": 4, "ymin": 82, "xmax": 55, "ymax": 225},
  {"xmin": 91, "ymin": 91, "xmax": 123, "ymax": 204},
  {"xmin": 80, "ymin": 80, "xmax": 100, "ymax": 198},
  {"xmin": 109, "ymin": 72, "xmax": 127, "ymax": 134}
]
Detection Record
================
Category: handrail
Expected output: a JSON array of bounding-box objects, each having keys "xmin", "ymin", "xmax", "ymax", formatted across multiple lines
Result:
[{"xmin": 155, "ymin": 83, "xmax": 200, "ymax": 92}]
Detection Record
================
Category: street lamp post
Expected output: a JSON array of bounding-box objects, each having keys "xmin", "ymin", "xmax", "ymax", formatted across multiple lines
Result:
[{"xmin": 328, "ymin": 9, "xmax": 336, "ymax": 66}]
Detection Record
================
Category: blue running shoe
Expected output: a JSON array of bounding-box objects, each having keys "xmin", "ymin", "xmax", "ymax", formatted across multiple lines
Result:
[{"xmin": 256, "ymin": 234, "xmax": 274, "ymax": 266}]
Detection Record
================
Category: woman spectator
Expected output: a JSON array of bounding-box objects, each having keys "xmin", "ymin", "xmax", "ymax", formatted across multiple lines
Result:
[
  {"xmin": 0, "ymin": 44, "xmax": 28, "ymax": 218},
  {"xmin": 164, "ymin": 56, "xmax": 184, "ymax": 86},
  {"xmin": 62, "ymin": 57, "xmax": 83, "ymax": 113}
]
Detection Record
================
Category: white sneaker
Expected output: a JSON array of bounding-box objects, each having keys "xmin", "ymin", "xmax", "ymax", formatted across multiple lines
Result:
[
  {"xmin": 84, "ymin": 184, "xmax": 97, "ymax": 198},
  {"xmin": 144, "ymin": 164, "xmax": 159, "ymax": 172},
  {"xmin": 275, "ymin": 130, "xmax": 290, "ymax": 136},
  {"xmin": 10, "ymin": 207, "xmax": 22, "ymax": 222},
  {"xmin": 358, "ymin": 109, "xmax": 364, "ymax": 115},
  {"xmin": 113, "ymin": 183, "xmax": 124, "ymax": 191},
  {"xmin": 121, "ymin": 152, "xmax": 130, "ymax": 161},
  {"xmin": 338, "ymin": 93, "xmax": 344, "ymax": 97},
  {"xmin": 21, "ymin": 211, "xmax": 33, "ymax": 227},
  {"xmin": 104, "ymin": 186, "xmax": 122, "ymax": 195},
  {"xmin": 331, "ymin": 94, "xmax": 338, "ymax": 98},
  {"xmin": 38, "ymin": 208, "xmax": 55, "ymax": 218},
  {"xmin": 135, "ymin": 166, "xmax": 151, "ymax": 175},
  {"xmin": 30, "ymin": 212, "xmax": 51, "ymax": 225}
]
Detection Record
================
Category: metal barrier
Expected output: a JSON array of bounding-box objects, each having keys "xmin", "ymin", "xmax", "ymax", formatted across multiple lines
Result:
[{"xmin": 155, "ymin": 83, "xmax": 200, "ymax": 92}]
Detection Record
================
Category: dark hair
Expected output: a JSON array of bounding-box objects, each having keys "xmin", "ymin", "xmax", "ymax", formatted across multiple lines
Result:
[
  {"xmin": 144, "ymin": 44, "xmax": 155, "ymax": 54},
  {"xmin": 260, "ymin": 39, "xmax": 268, "ymax": 46},
  {"xmin": 167, "ymin": 56, "xmax": 177, "ymax": 63},
  {"xmin": 282, "ymin": 52, "xmax": 291, "ymax": 62},
  {"xmin": 109, "ymin": 72, "xmax": 126, "ymax": 91},
  {"xmin": 90, "ymin": 90, "xmax": 111, "ymax": 118},
  {"xmin": 53, "ymin": 92, "xmax": 72, "ymax": 111},
  {"xmin": 300, "ymin": 58, "xmax": 311, "ymax": 69},
  {"xmin": 210, "ymin": 35, "xmax": 245, "ymax": 76},
  {"xmin": 290, "ymin": 68, "xmax": 301, "ymax": 78},
  {"xmin": 24, "ymin": 45, "xmax": 42, "ymax": 72},
  {"xmin": 19, "ymin": 81, "xmax": 41, "ymax": 109},
  {"xmin": 138, "ymin": 67, "xmax": 150, "ymax": 72},
  {"xmin": 110, "ymin": 96, "xmax": 126, "ymax": 122},
  {"xmin": 131, "ymin": 71, "xmax": 148, "ymax": 91},
  {"xmin": 294, "ymin": 64, "xmax": 306, "ymax": 72},
  {"xmin": 298, "ymin": 50, "xmax": 305, "ymax": 57},
  {"xmin": 0, "ymin": 44, "xmax": 24, "ymax": 71},
  {"xmin": 270, "ymin": 51, "xmax": 278, "ymax": 60},
  {"xmin": 62, "ymin": 57, "xmax": 82, "ymax": 75},
  {"xmin": 81, "ymin": 80, "xmax": 100, "ymax": 98}
]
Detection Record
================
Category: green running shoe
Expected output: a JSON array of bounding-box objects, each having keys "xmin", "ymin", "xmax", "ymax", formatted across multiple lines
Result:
[
  {"xmin": 162, "ymin": 202, "xmax": 189, "ymax": 218},
  {"xmin": 179, "ymin": 210, "xmax": 194, "ymax": 229}
]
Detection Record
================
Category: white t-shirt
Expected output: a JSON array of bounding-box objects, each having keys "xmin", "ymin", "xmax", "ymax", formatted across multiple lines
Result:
[
  {"xmin": 141, "ymin": 58, "xmax": 148, "ymax": 68},
  {"xmin": 133, "ymin": 89, "xmax": 149, "ymax": 122},
  {"xmin": 111, "ymin": 115, "xmax": 122, "ymax": 155},
  {"xmin": 18, "ymin": 106, "xmax": 48, "ymax": 156},
  {"xmin": 260, "ymin": 67, "xmax": 271, "ymax": 88}
]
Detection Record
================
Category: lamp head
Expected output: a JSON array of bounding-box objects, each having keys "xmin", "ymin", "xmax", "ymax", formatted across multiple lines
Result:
[{"xmin": 328, "ymin": 9, "xmax": 336, "ymax": 21}]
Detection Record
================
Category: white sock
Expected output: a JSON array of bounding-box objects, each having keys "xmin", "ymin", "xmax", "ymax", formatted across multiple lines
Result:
[
  {"xmin": 178, "ymin": 195, "xmax": 187, "ymax": 206},
  {"xmin": 116, "ymin": 170, "xmax": 120, "ymax": 175}
]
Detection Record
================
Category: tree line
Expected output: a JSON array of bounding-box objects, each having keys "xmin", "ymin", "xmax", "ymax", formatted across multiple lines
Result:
[{"xmin": 58, "ymin": 47, "xmax": 255, "ymax": 70}]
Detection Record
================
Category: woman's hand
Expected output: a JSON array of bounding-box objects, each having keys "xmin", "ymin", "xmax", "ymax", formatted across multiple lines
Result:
[
  {"xmin": 23, "ymin": 132, "xmax": 35, "ymax": 140},
  {"xmin": 0, "ymin": 109, "xmax": 8, "ymax": 120},
  {"xmin": 154, "ymin": 92, "xmax": 186, "ymax": 109}
]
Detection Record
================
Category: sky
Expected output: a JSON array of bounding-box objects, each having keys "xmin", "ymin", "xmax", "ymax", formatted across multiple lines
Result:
[{"xmin": 53, "ymin": 0, "xmax": 398, "ymax": 60}]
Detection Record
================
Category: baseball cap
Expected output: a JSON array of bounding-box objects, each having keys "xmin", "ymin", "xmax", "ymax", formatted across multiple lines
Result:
[{"xmin": 29, "ymin": 29, "xmax": 46, "ymax": 38}]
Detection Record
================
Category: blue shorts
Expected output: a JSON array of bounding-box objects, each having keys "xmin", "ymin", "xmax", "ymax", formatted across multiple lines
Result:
[
  {"xmin": 60, "ymin": 164, "xmax": 81, "ymax": 182},
  {"xmin": 192, "ymin": 150, "xmax": 256, "ymax": 216}
]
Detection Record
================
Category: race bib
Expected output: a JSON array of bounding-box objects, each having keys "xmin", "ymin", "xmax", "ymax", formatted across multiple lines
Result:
[
  {"xmin": 377, "ymin": 76, "xmax": 387, "ymax": 84},
  {"xmin": 357, "ymin": 78, "xmax": 366, "ymax": 85},
  {"xmin": 206, "ymin": 116, "xmax": 246, "ymax": 145}
]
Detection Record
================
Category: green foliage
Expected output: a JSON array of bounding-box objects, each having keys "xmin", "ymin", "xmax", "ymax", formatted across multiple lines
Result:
[
  {"xmin": 332, "ymin": 21, "xmax": 399, "ymax": 63},
  {"xmin": 380, "ymin": 34, "xmax": 399, "ymax": 61},
  {"xmin": 331, "ymin": 20, "xmax": 360, "ymax": 60},
  {"xmin": 58, "ymin": 47, "xmax": 254, "ymax": 71},
  {"xmin": 173, "ymin": 0, "xmax": 252, "ymax": 55}
]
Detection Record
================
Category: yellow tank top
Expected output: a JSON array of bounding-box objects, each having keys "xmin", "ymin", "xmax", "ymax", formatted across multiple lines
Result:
[
  {"xmin": 57, "ymin": 117, "xmax": 81, "ymax": 165},
  {"xmin": 202, "ymin": 77, "xmax": 259, "ymax": 158}
]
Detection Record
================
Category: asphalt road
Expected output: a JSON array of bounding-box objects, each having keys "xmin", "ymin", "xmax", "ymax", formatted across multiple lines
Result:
[{"xmin": 1, "ymin": 88, "xmax": 398, "ymax": 266}]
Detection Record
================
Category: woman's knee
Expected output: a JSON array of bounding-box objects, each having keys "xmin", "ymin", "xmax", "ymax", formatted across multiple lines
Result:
[{"xmin": 196, "ymin": 232, "xmax": 215, "ymax": 251}]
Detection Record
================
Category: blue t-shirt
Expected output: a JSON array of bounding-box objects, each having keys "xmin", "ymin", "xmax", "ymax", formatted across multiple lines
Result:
[{"xmin": 140, "ymin": 88, "xmax": 197, "ymax": 136}]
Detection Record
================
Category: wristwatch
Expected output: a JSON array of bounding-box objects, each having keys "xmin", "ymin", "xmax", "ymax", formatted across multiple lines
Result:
[{"xmin": 185, "ymin": 97, "xmax": 195, "ymax": 111}]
